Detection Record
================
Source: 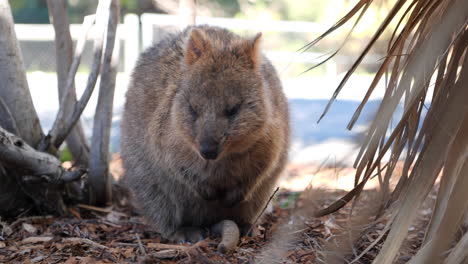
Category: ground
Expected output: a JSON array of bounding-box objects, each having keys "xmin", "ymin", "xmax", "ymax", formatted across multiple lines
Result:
[{"xmin": 0, "ymin": 163, "xmax": 429, "ymax": 264}]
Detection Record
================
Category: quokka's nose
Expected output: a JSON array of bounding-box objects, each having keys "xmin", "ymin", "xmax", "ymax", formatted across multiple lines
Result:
[{"xmin": 200, "ymin": 140, "xmax": 219, "ymax": 160}]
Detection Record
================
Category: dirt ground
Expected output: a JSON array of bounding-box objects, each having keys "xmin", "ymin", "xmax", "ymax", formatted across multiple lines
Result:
[{"xmin": 0, "ymin": 162, "xmax": 428, "ymax": 264}]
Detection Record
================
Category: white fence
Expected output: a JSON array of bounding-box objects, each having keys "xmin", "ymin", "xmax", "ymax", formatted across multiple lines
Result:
[
  {"xmin": 15, "ymin": 14, "xmax": 139, "ymax": 73},
  {"xmin": 15, "ymin": 14, "xmax": 384, "ymax": 78}
]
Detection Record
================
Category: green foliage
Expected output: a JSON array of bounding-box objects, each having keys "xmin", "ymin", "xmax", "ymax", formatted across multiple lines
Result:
[
  {"xmin": 10, "ymin": 0, "xmax": 326, "ymax": 24},
  {"xmin": 199, "ymin": 0, "xmax": 241, "ymax": 17},
  {"xmin": 60, "ymin": 146, "xmax": 73, "ymax": 163},
  {"xmin": 282, "ymin": 0, "xmax": 326, "ymax": 21},
  {"xmin": 232, "ymin": 0, "xmax": 326, "ymax": 22},
  {"xmin": 279, "ymin": 191, "xmax": 301, "ymax": 209},
  {"xmin": 11, "ymin": 0, "xmax": 49, "ymax": 23},
  {"xmin": 120, "ymin": 0, "xmax": 138, "ymax": 10},
  {"xmin": 10, "ymin": 0, "xmax": 149, "ymax": 24}
]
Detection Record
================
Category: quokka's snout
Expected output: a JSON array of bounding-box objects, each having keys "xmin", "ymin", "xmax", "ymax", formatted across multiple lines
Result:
[
  {"xmin": 192, "ymin": 114, "xmax": 227, "ymax": 160},
  {"xmin": 199, "ymin": 137, "xmax": 219, "ymax": 160}
]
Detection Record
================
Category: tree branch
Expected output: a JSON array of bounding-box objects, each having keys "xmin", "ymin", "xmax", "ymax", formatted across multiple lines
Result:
[
  {"xmin": 89, "ymin": 0, "xmax": 120, "ymax": 204},
  {"xmin": 48, "ymin": 0, "xmax": 111, "ymax": 150},
  {"xmin": 88, "ymin": 0, "xmax": 120, "ymax": 205},
  {"xmin": 0, "ymin": 126, "xmax": 86, "ymax": 184},
  {"xmin": 37, "ymin": 14, "xmax": 95, "ymax": 152},
  {"xmin": 46, "ymin": 0, "xmax": 90, "ymax": 165}
]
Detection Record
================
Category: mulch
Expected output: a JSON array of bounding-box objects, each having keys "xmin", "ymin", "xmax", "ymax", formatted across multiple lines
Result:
[{"xmin": 0, "ymin": 188, "xmax": 428, "ymax": 264}]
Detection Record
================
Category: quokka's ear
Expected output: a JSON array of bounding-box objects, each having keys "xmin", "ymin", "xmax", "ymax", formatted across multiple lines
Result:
[
  {"xmin": 250, "ymin": 32, "xmax": 262, "ymax": 69},
  {"xmin": 185, "ymin": 28, "xmax": 210, "ymax": 66},
  {"xmin": 237, "ymin": 32, "xmax": 262, "ymax": 70}
]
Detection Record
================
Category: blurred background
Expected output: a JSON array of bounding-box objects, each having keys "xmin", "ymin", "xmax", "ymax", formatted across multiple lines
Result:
[{"xmin": 12, "ymin": 0, "xmax": 402, "ymax": 190}]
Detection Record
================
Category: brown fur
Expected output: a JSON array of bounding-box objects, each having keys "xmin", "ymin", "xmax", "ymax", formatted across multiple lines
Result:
[{"xmin": 121, "ymin": 25, "xmax": 290, "ymax": 241}]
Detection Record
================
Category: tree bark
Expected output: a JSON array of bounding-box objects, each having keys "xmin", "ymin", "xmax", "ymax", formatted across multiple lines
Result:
[
  {"xmin": 0, "ymin": 163, "xmax": 32, "ymax": 218},
  {"xmin": 0, "ymin": 97, "xmax": 19, "ymax": 136},
  {"xmin": 47, "ymin": 0, "xmax": 90, "ymax": 166},
  {"xmin": 88, "ymin": 0, "xmax": 120, "ymax": 206},
  {"xmin": 0, "ymin": 126, "xmax": 86, "ymax": 184},
  {"xmin": 0, "ymin": 0, "xmax": 43, "ymax": 147},
  {"xmin": 0, "ymin": 125, "xmax": 86, "ymax": 217}
]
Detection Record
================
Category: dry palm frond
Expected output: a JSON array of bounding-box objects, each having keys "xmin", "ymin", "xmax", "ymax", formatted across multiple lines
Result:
[{"xmin": 304, "ymin": 0, "xmax": 468, "ymax": 262}]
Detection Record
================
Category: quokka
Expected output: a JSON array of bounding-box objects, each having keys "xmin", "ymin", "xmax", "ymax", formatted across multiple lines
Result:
[{"xmin": 121, "ymin": 25, "xmax": 290, "ymax": 245}]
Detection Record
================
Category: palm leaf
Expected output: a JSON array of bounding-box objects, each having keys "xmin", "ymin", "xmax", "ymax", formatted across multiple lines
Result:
[{"xmin": 309, "ymin": 0, "xmax": 468, "ymax": 262}]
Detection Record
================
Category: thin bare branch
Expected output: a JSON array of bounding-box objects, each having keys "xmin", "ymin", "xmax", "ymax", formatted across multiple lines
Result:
[
  {"xmin": 51, "ymin": 0, "xmax": 110, "ymax": 149},
  {"xmin": 37, "ymin": 14, "xmax": 95, "ymax": 152},
  {"xmin": 40, "ymin": 0, "xmax": 112, "ymax": 152},
  {"xmin": 88, "ymin": 0, "xmax": 120, "ymax": 205},
  {"xmin": 46, "ymin": 0, "xmax": 90, "ymax": 165}
]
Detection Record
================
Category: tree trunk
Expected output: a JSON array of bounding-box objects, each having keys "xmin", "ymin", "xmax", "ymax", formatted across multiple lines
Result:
[
  {"xmin": 88, "ymin": 0, "xmax": 120, "ymax": 206},
  {"xmin": 0, "ymin": 126, "xmax": 86, "ymax": 217},
  {"xmin": 0, "ymin": 163, "xmax": 32, "ymax": 218},
  {"xmin": 47, "ymin": 0, "xmax": 90, "ymax": 166},
  {"xmin": 0, "ymin": 0, "xmax": 122, "ymax": 218},
  {"xmin": 0, "ymin": 97, "xmax": 19, "ymax": 136},
  {"xmin": 0, "ymin": 0, "xmax": 43, "ymax": 147}
]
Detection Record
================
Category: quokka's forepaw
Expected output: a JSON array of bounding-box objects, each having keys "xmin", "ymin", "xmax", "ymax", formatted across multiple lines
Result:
[
  {"xmin": 169, "ymin": 227, "xmax": 205, "ymax": 243},
  {"xmin": 220, "ymin": 190, "xmax": 244, "ymax": 208},
  {"xmin": 198, "ymin": 186, "xmax": 225, "ymax": 201},
  {"xmin": 239, "ymin": 223, "xmax": 254, "ymax": 237}
]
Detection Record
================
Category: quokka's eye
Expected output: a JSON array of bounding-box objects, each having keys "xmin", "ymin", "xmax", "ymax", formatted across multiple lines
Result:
[
  {"xmin": 224, "ymin": 104, "xmax": 241, "ymax": 118},
  {"xmin": 189, "ymin": 105, "xmax": 198, "ymax": 120}
]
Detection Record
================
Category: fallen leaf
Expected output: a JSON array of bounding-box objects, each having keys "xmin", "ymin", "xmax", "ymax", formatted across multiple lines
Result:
[
  {"xmin": 122, "ymin": 247, "xmax": 134, "ymax": 258},
  {"xmin": 77, "ymin": 256, "xmax": 95, "ymax": 263},
  {"xmin": 147, "ymin": 243, "xmax": 188, "ymax": 250},
  {"xmin": 105, "ymin": 211, "xmax": 122, "ymax": 224},
  {"xmin": 19, "ymin": 244, "xmax": 44, "ymax": 250},
  {"xmin": 53, "ymin": 242, "xmax": 66, "ymax": 250},
  {"xmin": 21, "ymin": 236, "xmax": 53, "ymax": 244},
  {"xmin": 68, "ymin": 207, "xmax": 81, "ymax": 219},
  {"xmin": 0, "ymin": 242, "xmax": 5, "ymax": 248},
  {"xmin": 153, "ymin": 249, "xmax": 179, "ymax": 259},
  {"xmin": 2, "ymin": 225, "xmax": 13, "ymax": 236},
  {"xmin": 64, "ymin": 257, "xmax": 77, "ymax": 264},
  {"xmin": 22, "ymin": 223, "xmax": 37, "ymax": 234},
  {"xmin": 6, "ymin": 245, "xmax": 18, "ymax": 251},
  {"xmin": 31, "ymin": 255, "xmax": 44, "ymax": 263}
]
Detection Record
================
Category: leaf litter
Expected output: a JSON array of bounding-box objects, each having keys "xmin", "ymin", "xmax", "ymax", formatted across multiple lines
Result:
[{"xmin": 0, "ymin": 165, "xmax": 436, "ymax": 263}]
